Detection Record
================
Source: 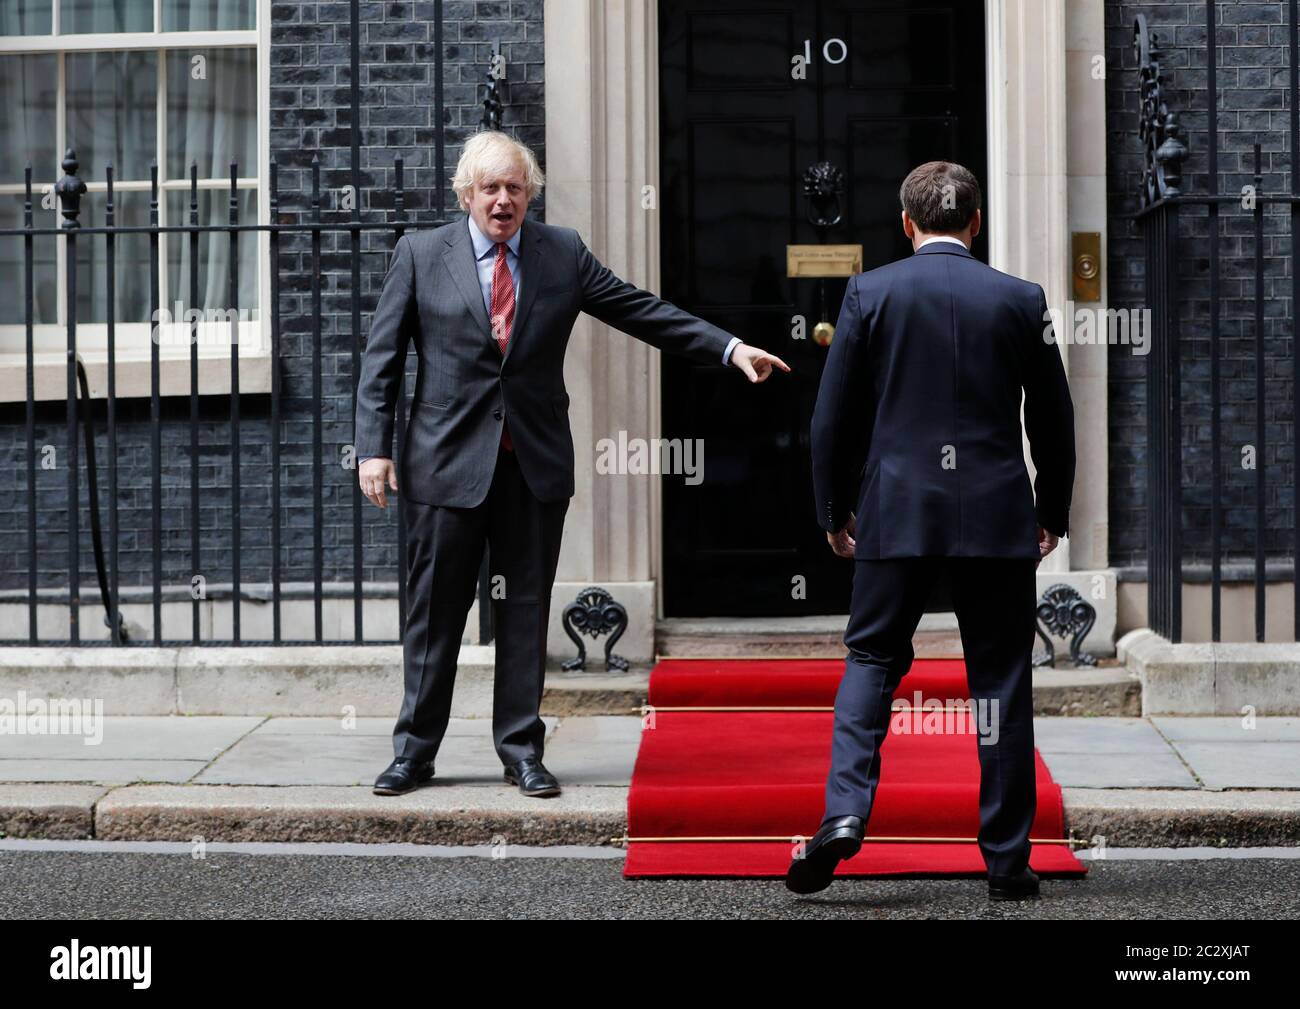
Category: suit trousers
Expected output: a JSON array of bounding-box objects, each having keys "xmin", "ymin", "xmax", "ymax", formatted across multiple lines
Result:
[
  {"xmin": 823, "ymin": 556, "xmax": 1039, "ymax": 877},
  {"xmin": 392, "ymin": 443, "xmax": 569, "ymax": 767}
]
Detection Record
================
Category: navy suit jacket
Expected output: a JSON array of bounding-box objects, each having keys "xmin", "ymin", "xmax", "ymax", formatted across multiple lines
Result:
[{"xmin": 810, "ymin": 241, "xmax": 1076, "ymax": 560}]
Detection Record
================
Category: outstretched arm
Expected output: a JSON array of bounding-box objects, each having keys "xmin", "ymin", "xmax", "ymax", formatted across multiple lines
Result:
[{"xmin": 575, "ymin": 231, "xmax": 788, "ymax": 379}]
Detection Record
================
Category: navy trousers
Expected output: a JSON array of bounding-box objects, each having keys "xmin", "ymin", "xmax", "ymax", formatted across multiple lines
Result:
[{"xmin": 822, "ymin": 556, "xmax": 1039, "ymax": 877}]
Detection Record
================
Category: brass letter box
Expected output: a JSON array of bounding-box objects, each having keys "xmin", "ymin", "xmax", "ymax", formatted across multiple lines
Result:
[{"xmin": 786, "ymin": 244, "xmax": 863, "ymax": 278}]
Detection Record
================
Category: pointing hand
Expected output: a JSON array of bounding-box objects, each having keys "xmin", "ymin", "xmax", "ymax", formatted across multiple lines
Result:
[{"xmin": 731, "ymin": 343, "xmax": 792, "ymax": 383}]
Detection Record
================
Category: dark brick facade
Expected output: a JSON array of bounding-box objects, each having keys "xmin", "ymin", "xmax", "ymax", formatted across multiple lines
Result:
[
  {"xmin": 0, "ymin": 1, "xmax": 544, "ymax": 604},
  {"xmin": 1107, "ymin": 0, "xmax": 1297, "ymax": 571},
  {"xmin": 4, "ymin": 0, "xmax": 1293, "ymax": 617},
  {"xmin": 267, "ymin": 0, "xmax": 544, "ymax": 585}
]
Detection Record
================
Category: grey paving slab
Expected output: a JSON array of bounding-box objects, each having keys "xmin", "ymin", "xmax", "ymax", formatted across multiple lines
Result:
[
  {"xmin": 0, "ymin": 783, "xmax": 111, "ymax": 806},
  {"xmin": 2, "ymin": 715, "xmax": 1290, "ymax": 794},
  {"xmin": 1031, "ymin": 717, "xmax": 1174, "ymax": 754},
  {"xmin": 0, "ymin": 760, "xmax": 208, "ymax": 784},
  {"xmin": 0, "ymin": 716, "xmax": 264, "ymax": 760},
  {"xmin": 250, "ymin": 717, "xmax": 397, "ymax": 736},
  {"xmin": 198, "ymin": 716, "xmax": 561, "ymax": 786},
  {"xmin": 249, "ymin": 716, "xmax": 559, "ymax": 739},
  {"xmin": 194, "ymin": 733, "xmax": 395, "ymax": 786},
  {"xmin": 541, "ymin": 716, "xmax": 642, "ymax": 785},
  {"xmin": 1037, "ymin": 750, "xmax": 1200, "ymax": 789},
  {"xmin": 1174, "ymin": 742, "xmax": 1300, "ymax": 789},
  {"xmin": 546, "ymin": 716, "xmax": 643, "ymax": 745},
  {"xmin": 1151, "ymin": 717, "xmax": 1300, "ymax": 743}
]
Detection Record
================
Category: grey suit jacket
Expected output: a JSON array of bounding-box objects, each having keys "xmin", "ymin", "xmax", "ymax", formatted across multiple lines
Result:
[{"xmin": 354, "ymin": 217, "xmax": 735, "ymax": 506}]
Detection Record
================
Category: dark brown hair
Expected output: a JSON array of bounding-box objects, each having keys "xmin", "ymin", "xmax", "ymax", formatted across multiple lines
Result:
[{"xmin": 899, "ymin": 161, "xmax": 981, "ymax": 233}]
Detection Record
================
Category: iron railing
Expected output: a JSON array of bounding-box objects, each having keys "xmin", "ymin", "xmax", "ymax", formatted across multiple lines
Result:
[
  {"xmin": 0, "ymin": 0, "xmax": 498, "ymax": 647},
  {"xmin": 1133, "ymin": 2, "xmax": 1300, "ymax": 643}
]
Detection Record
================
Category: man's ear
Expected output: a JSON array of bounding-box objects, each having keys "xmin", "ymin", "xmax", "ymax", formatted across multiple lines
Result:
[
  {"xmin": 901, "ymin": 210, "xmax": 914, "ymax": 240},
  {"xmin": 968, "ymin": 208, "xmax": 982, "ymax": 240}
]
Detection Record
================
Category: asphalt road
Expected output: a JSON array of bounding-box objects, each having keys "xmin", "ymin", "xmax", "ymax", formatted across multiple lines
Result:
[{"xmin": 3, "ymin": 843, "xmax": 1299, "ymax": 920}]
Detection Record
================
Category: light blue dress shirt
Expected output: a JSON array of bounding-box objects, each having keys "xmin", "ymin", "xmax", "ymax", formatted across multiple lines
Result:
[{"xmin": 467, "ymin": 212, "xmax": 522, "ymax": 313}]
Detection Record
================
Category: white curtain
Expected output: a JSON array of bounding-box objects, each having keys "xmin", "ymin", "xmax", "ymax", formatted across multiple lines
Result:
[
  {"xmin": 0, "ymin": 54, "xmax": 57, "ymax": 185},
  {"xmin": 63, "ymin": 50, "xmax": 156, "ymax": 322},
  {"xmin": 60, "ymin": 0, "xmax": 153, "ymax": 34},
  {"xmin": 167, "ymin": 47, "xmax": 258, "ymax": 317},
  {"xmin": 0, "ymin": 54, "xmax": 58, "ymax": 323},
  {"xmin": 162, "ymin": 0, "xmax": 256, "ymax": 32},
  {"xmin": 0, "ymin": 1, "xmax": 53, "ymax": 36}
]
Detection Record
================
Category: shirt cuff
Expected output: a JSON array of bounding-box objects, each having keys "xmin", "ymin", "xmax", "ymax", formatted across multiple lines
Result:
[{"xmin": 722, "ymin": 336, "xmax": 742, "ymax": 366}]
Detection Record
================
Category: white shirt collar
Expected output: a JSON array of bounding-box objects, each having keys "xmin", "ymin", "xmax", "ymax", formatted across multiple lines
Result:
[
  {"xmin": 917, "ymin": 235, "xmax": 969, "ymax": 251},
  {"xmin": 467, "ymin": 213, "xmax": 523, "ymax": 260}
]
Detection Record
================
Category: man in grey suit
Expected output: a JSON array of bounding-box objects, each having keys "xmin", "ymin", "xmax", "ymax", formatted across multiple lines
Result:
[{"xmin": 355, "ymin": 130, "xmax": 789, "ymax": 798}]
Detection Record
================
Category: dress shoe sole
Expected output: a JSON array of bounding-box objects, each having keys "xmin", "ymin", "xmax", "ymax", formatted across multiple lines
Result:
[
  {"xmin": 372, "ymin": 768, "xmax": 435, "ymax": 796},
  {"xmin": 503, "ymin": 770, "xmax": 561, "ymax": 797},
  {"xmin": 785, "ymin": 832, "xmax": 862, "ymax": 894}
]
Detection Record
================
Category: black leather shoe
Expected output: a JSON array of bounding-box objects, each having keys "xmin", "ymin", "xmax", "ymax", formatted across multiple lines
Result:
[
  {"xmin": 504, "ymin": 757, "xmax": 561, "ymax": 797},
  {"xmin": 785, "ymin": 815, "xmax": 865, "ymax": 894},
  {"xmin": 988, "ymin": 866, "xmax": 1040, "ymax": 901},
  {"xmin": 373, "ymin": 757, "xmax": 435, "ymax": 796}
]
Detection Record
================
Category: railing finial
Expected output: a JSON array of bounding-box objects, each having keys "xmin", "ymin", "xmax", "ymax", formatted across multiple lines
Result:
[
  {"xmin": 481, "ymin": 40, "xmax": 504, "ymax": 131},
  {"xmin": 1134, "ymin": 15, "xmax": 1189, "ymax": 207},
  {"xmin": 54, "ymin": 148, "xmax": 87, "ymax": 229}
]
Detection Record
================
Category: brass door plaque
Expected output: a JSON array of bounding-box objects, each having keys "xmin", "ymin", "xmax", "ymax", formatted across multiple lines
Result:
[{"xmin": 786, "ymin": 244, "xmax": 863, "ymax": 278}]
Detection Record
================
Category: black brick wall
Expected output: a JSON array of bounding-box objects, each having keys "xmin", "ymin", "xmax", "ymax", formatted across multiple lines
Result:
[
  {"xmin": 1107, "ymin": 0, "xmax": 1296, "ymax": 570},
  {"xmin": 7, "ymin": 1, "xmax": 1294, "ymax": 618},
  {"xmin": 0, "ymin": 0, "xmax": 544, "ymax": 608}
]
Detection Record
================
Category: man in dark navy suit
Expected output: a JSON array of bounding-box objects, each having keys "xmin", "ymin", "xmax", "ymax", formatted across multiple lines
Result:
[{"xmin": 786, "ymin": 161, "xmax": 1076, "ymax": 899}]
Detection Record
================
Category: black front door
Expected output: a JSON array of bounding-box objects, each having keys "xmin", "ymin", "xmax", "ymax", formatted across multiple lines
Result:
[{"xmin": 658, "ymin": 0, "xmax": 987, "ymax": 617}]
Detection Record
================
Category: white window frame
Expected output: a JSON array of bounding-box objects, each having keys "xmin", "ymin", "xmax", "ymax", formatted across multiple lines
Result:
[{"xmin": 0, "ymin": 0, "xmax": 272, "ymax": 402}]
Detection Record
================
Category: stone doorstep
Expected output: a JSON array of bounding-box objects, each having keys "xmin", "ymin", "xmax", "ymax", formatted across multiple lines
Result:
[
  {"xmin": 656, "ymin": 628, "xmax": 968, "ymax": 659},
  {"xmin": 0, "ymin": 646, "xmax": 1140, "ymax": 717},
  {"xmin": 4, "ymin": 783, "xmax": 1300, "ymax": 849}
]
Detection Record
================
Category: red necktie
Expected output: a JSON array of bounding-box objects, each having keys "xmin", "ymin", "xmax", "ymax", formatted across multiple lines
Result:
[{"xmin": 490, "ymin": 242, "xmax": 516, "ymax": 451}]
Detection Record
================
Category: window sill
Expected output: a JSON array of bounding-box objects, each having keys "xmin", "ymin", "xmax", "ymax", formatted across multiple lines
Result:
[{"xmin": 0, "ymin": 322, "xmax": 272, "ymax": 402}]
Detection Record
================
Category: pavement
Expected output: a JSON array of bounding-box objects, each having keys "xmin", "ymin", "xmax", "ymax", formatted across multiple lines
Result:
[{"xmin": 2, "ymin": 714, "xmax": 1300, "ymax": 849}]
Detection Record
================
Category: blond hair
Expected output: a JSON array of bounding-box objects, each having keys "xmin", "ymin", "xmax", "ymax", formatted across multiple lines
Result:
[{"xmin": 451, "ymin": 130, "xmax": 545, "ymax": 210}]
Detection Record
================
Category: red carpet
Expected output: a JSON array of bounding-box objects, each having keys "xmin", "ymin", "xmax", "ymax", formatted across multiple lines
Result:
[{"xmin": 624, "ymin": 658, "xmax": 1088, "ymax": 879}]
